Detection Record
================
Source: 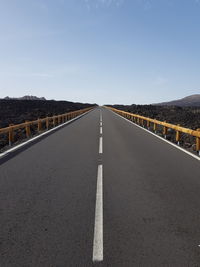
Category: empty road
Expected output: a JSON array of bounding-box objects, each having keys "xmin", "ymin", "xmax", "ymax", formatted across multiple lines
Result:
[{"xmin": 0, "ymin": 107, "xmax": 200, "ymax": 266}]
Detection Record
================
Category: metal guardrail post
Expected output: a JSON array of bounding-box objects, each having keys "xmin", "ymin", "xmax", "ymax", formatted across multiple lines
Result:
[
  {"xmin": 147, "ymin": 120, "xmax": 150, "ymax": 130},
  {"xmin": 25, "ymin": 121, "xmax": 31, "ymax": 138},
  {"xmin": 8, "ymin": 124, "xmax": 14, "ymax": 146},
  {"xmin": 196, "ymin": 129, "xmax": 200, "ymax": 155},
  {"xmin": 46, "ymin": 117, "xmax": 49, "ymax": 130},
  {"xmin": 176, "ymin": 124, "xmax": 180, "ymax": 145},
  {"xmin": 38, "ymin": 119, "xmax": 42, "ymax": 132},
  {"xmin": 153, "ymin": 121, "xmax": 157, "ymax": 133},
  {"xmin": 53, "ymin": 116, "xmax": 56, "ymax": 127},
  {"xmin": 163, "ymin": 121, "xmax": 168, "ymax": 139}
]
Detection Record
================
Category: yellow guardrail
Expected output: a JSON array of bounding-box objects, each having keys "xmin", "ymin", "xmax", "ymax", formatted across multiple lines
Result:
[
  {"xmin": 106, "ymin": 106, "xmax": 200, "ymax": 152},
  {"xmin": 0, "ymin": 107, "xmax": 93, "ymax": 146}
]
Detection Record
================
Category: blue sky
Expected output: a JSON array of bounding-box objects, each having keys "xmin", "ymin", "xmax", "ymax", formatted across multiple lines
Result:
[{"xmin": 0, "ymin": 0, "xmax": 200, "ymax": 104}]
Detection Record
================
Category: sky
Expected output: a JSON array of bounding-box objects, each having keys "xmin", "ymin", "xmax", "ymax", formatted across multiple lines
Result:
[{"xmin": 0, "ymin": 0, "xmax": 200, "ymax": 105}]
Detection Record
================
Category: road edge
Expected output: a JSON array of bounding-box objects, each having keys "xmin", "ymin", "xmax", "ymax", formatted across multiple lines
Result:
[{"xmin": 108, "ymin": 108, "xmax": 200, "ymax": 162}]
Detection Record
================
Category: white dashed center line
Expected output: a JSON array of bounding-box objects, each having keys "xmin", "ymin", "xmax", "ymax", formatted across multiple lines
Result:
[
  {"xmin": 99, "ymin": 137, "xmax": 103, "ymax": 154},
  {"xmin": 92, "ymin": 110, "xmax": 104, "ymax": 262},
  {"xmin": 93, "ymin": 164, "xmax": 103, "ymax": 262}
]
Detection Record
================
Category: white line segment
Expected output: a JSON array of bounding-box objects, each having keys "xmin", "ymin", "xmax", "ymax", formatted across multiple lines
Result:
[
  {"xmin": 100, "ymin": 112, "xmax": 102, "ymax": 122},
  {"xmin": 99, "ymin": 137, "xmax": 103, "ymax": 154},
  {"xmin": 93, "ymin": 164, "xmax": 103, "ymax": 262},
  {"xmin": 100, "ymin": 127, "xmax": 103, "ymax": 135}
]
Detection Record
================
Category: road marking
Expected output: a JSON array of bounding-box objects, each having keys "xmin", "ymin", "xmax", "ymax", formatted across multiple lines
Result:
[
  {"xmin": 110, "ymin": 110, "xmax": 200, "ymax": 162},
  {"xmin": 100, "ymin": 127, "xmax": 103, "ymax": 135},
  {"xmin": 0, "ymin": 110, "xmax": 92, "ymax": 160},
  {"xmin": 100, "ymin": 112, "xmax": 102, "ymax": 123},
  {"xmin": 99, "ymin": 137, "xmax": 103, "ymax": 154},
  {"xmin": 100, "ymin": 121, "xmax": 102, "ymax": 127},
  {"xmin": 93, "ymin": 164, "xmax": 103, "ymax": 262}
]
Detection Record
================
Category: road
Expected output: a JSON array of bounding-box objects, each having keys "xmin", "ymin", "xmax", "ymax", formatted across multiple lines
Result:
[{"xmin": 0, "ymin": 107, "xmax": 200, "ymax": 266}]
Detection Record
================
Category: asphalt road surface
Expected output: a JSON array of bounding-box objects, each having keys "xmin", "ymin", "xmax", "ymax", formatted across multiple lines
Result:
[{"xmin": 0, "ymin": 107, "xmax": 200, "ymax": 267}]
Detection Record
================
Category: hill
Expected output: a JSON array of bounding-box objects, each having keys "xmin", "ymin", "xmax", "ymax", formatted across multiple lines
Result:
[
  {"xmin": 3, "ymin": 95, "xmax": 46, "ymax": 101},
  {"xmin": 155, "ymin": 94, "xmax": 200, "ymax": 107}
]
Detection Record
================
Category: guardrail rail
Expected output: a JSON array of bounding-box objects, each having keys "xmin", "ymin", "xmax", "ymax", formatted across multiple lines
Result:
[
  {"xmin": 107, "ymin": 106, "xmax": 200, "ymax": 154},
  {"xmin": 0, "ymin": 107, "xmax": 93, "ymax": 147}
]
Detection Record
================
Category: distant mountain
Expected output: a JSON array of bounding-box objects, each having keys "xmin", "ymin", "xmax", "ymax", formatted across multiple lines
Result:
[
  {"xmin": 155, "ymin": 94, "xmax": 200, "ymax": 107},
  {"xmin": 4, "ymin": 95, "xmax": 46, "ymax": 101}
]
